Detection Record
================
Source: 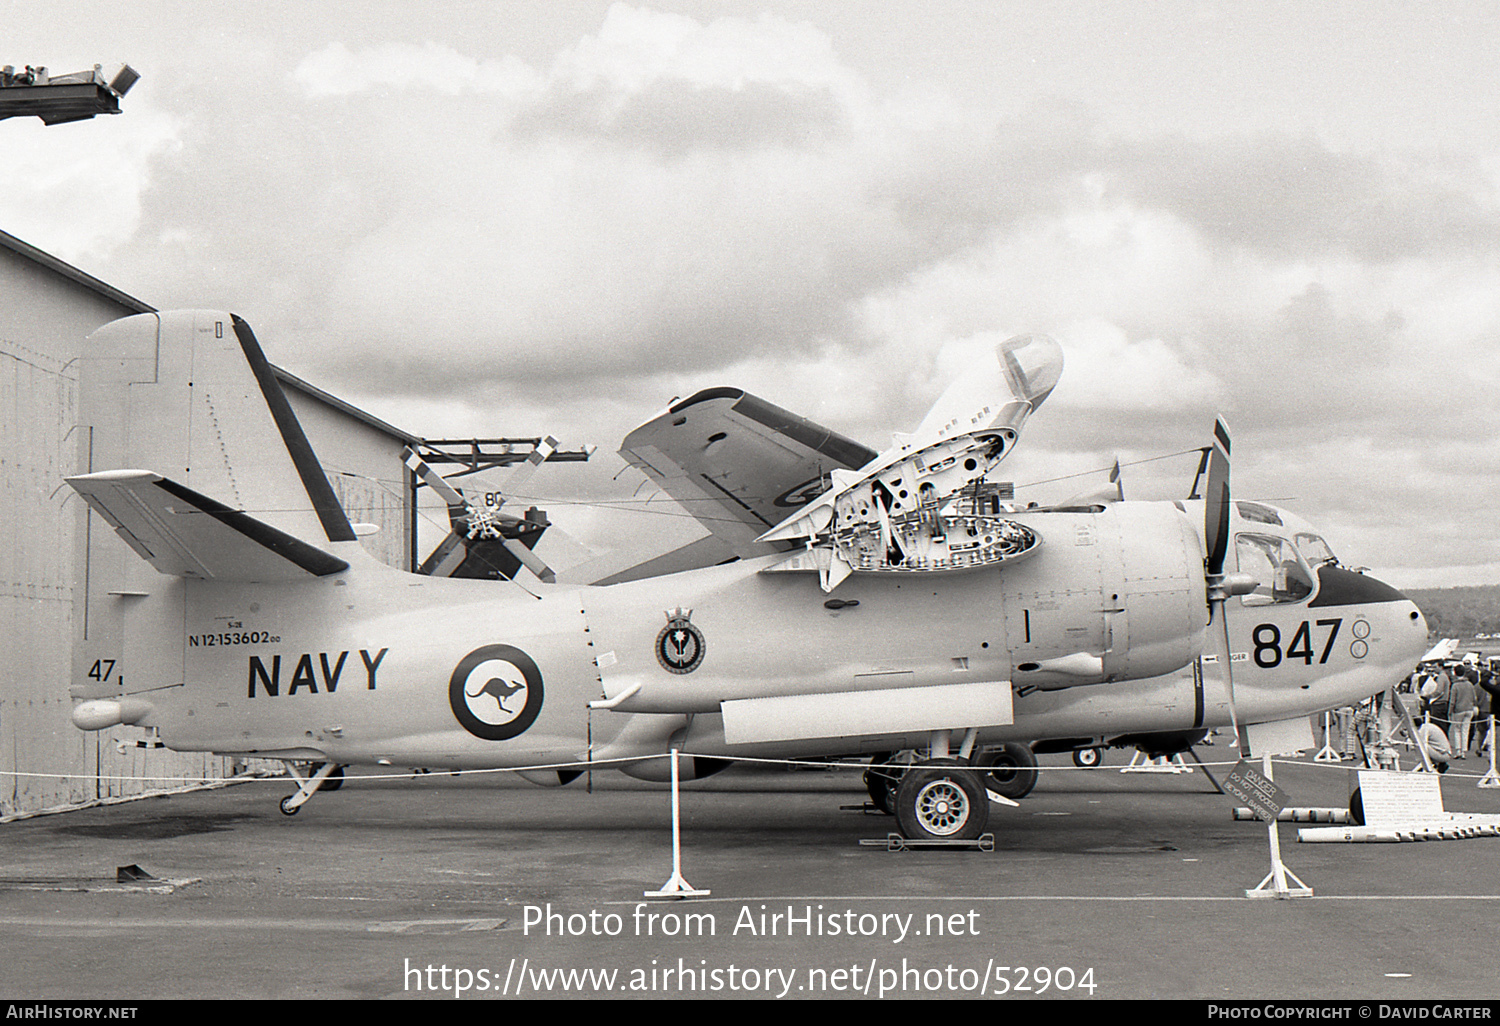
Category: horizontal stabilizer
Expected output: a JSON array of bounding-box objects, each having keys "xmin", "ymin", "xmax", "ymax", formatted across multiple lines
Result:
[{"xmin": 68, "ymin": 470, "xmax": 349, "ymax": 581}]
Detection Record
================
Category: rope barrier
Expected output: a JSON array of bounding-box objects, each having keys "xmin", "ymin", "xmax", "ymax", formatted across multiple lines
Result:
[{"xmin": 7, "ymin": 743, "xmax": 1490, "ymax": 786}]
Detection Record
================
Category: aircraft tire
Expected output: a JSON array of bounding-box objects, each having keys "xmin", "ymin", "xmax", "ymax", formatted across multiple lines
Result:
[
  {"xmin": 1348, "ymin": 788, "xmax": 1364, "ymax": 826},
  {"xmin": 279, "ymin": 796, "xmax": 300, "ymax": 816},
  {"xmin": 318, "ymin": 764, "xmax": 345, "ymax": 792},
  {"xmin": 1073, "ymin": 747, "xmax": 1103, "ymax": 769},
  {"xmin": 975, "ymin": 743, "xmax": 1039, "ymax": 799},
  {"xmin": 863, "ymin": 753, "xmax": 899, "ymax": 815},
  {"xmin": 895, "ymin": 762, "xmax": 988, "ymax": 841}
]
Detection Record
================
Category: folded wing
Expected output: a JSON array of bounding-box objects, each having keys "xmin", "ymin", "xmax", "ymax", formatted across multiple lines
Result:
[{"xmin": 617, "ymin": 388, "xmax": 877, "ymax": 567}]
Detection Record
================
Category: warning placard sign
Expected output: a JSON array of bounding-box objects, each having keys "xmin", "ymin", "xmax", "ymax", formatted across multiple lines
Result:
[{"xmin": 1223, "ymin": 760, "xmax": 1289, "ymax": 823}]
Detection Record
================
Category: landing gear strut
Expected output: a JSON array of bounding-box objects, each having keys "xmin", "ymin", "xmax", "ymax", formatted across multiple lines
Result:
[
  {"xmin": 279, "ymin": 761, "xmax": 343, "ymax": 816},
  {"xmin": 863, "ymin": 753, "xmax": 901, "ymax": 814}
]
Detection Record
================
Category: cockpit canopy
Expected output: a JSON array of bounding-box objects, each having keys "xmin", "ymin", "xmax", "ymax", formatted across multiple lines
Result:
[{"xmin": 1232, "ymin": 502, "xmax": 1338, "ymax": 607}]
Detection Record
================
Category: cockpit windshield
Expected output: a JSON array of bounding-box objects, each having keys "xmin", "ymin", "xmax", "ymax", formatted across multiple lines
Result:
[
  {"xmin": 1294, "ymin": 532, "xmax": 1338, "ymax": 567},
  {"xmin": 1235, "ymin": 533, "xmax": 1316, "ymax": 606}
]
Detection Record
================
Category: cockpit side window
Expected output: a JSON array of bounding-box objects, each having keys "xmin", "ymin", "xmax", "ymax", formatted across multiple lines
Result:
[
  {"xmin": 1294, "ymin": 532, "xmax": 1337, "ymax": 567},
  {"xmin": 1236, "ymin": 533, "xmax": 1315, "ymax": 606}
]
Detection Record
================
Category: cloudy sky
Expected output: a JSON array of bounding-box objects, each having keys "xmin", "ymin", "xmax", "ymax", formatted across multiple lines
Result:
[{"xmin": 5, "ymin": 1, "xmax": 1500, "ymax": 587}]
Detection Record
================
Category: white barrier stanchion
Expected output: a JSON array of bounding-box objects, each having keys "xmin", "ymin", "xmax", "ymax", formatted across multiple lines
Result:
[
  {"xmin": 644, "ymin": 749, "xmax": 710, "ymax": 899},
  {"xmin": 1480, "ymin": 716, "xmax": 1500, "ymax": 789},
  {"xmin": 1245, "ymin": 754, "xmax": 1312, "ymax": 899},
  {"xmin": 1313, "ymin": 711, "xmax": 1341, "ymax": 763},
  {"xmin": 1121, "ymin": 751, "xmax": 1192, "ymax": 773}
]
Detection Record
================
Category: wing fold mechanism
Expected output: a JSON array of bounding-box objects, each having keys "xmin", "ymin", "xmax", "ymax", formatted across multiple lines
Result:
[
  {"xmin": 68, "ymin": 470, "xmax": 349, "ymax": 581},
  {"xmin": 756, "ymin": 334, "xmax": 1063, "ymax": 591}
]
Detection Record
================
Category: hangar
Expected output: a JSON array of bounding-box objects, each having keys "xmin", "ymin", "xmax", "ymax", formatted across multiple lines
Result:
[{"xmin": 0, "ymin": 228, "xmax": 419, "ymax": 816}]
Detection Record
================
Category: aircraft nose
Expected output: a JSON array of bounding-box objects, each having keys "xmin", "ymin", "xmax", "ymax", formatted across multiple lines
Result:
[
  {"xmin": 1309, "ymin": 564, "xmax": 1409, "ymax": 608},
  {"xmin": 1310, "ymin": 564, "xmax": 1427, "ymax": 655}
]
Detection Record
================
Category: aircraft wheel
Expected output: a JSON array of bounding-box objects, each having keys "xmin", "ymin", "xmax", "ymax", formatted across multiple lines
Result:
[
  {"xmin": 1073, "ymin": 747, "xmax": 1104, "ymax": 769},
  {"xmin": 975, "ymin": 743, "xmax": 1039, "ymax": 799},
  {"xmin": 895, "ymin": 762, "xmax": 988, "ymax": 841},
  {"xmin": 279, "ymin": 796, "xmax": 301, "ymax": 817},
  {"xmin": 318, "ymin": 764, "xmax": 345, "ymax": 792},
  {"xmin": 1348, "ymin": 788, "xmax": 1364, "ymax": 826},
  {"xmin": 863, "ymin": 753, "xmax": 900, "ymax": 815}
]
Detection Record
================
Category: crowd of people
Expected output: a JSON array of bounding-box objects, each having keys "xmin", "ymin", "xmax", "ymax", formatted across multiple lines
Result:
[
  {"xmin": 1397, "ymin": 654, "xmax": 1499, "ymax": 772},
  {"xmin": 1321, "ymin": 654, "xmax": 1498, "ymax": 774}
]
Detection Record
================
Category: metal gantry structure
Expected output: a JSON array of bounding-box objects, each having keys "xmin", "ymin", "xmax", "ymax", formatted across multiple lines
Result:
[{"xmin": 405, "ymin": 437, "xmax": 592, "ymax": 576}]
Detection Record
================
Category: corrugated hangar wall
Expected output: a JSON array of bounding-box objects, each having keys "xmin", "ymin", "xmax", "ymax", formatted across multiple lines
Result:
[{"xmin": 0, "ymin": 231, "xmax": 414, "ymax": 817}]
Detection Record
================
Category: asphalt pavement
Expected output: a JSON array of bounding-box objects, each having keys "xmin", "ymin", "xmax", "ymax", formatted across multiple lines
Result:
[{"xmin": 2, "ymin": 748, "xmax": 1499, "ymax": 1001}]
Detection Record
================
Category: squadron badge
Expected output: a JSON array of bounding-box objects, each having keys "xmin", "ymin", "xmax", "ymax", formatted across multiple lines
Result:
[
  {"xmin": 449, "ymin": 644, "xmax": 544, "ymax": 741},
  {"xmin": 655, "ymin": 608, "xmax": 706, "ymax": 674}
]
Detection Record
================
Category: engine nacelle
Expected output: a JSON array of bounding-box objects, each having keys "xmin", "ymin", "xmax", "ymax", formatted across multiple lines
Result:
[{"xmin": 1005, "ymin": 502, "xmax": 1206, "ymax": 688}]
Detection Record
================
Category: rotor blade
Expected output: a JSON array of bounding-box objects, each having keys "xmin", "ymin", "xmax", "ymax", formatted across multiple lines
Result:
[
  {"xmin": 504, "ymin": 537, "xmax": 556, "ymax": 584},
  {"xmin": 493, "ymin": 436, "xmax": 557, "ymax": 510},
  {"xmin": 1203, "ymin": 418, "xmax": 1231, "ymax": 577},
  {"xmin": 416, "ymin": 531, "xmax": 468, "ymax": 577},
  {"xmin": 403, "ymin": 447, "xmax": 468, "ymax": 514}
]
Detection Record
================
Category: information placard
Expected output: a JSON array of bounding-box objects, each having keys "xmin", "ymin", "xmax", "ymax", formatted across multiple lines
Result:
[{"xmin": 1356, "ymin": 770, "xmax": 1444, "ymax": 827}]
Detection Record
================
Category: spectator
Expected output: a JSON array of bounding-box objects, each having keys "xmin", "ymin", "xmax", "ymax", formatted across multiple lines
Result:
[
  {"xmin": 1423, "ymin": 666, "xmax": 1453, "ymax": 738},
  {"xmin": 1417, "ymin": 718, "xmax": 1453, "ymax": 773},
  {"xmin": 1473, "ymin": 678, "xmax": 1492, "ymax": 757},
  {"xmin": 1450, "ymin": 670, "xmax": 1477, "ymax": 759}
]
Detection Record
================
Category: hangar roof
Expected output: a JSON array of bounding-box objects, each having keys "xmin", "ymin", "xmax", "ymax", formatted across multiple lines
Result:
[{"xmin": 0, "ymin": 228, "xmax": 417, "ymax": 444}]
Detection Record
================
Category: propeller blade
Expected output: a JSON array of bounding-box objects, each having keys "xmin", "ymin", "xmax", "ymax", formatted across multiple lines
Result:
[
  {"xmin": 1199, "ymin": 417, "xmax": 1254, "ymax": 758},
  {"xmin": 1203, "ymin": 418, "xmax": 1231, "ymax": 577}
]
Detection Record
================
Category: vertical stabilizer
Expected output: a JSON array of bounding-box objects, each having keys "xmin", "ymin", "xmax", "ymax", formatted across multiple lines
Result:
[
  {"xmin": 79, "ymin": 310, "xmax": 353, "ymax": 544},
  {"xmin": 73, "ymin": 311, "xmax": 353, "ymax": 701}
]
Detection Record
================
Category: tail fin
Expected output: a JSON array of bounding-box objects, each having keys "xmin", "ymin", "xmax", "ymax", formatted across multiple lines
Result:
[
  {"xmin": 73, "ymin": 311, "xmax": 355, "ymax": 702},
  {"xmin": 78, "ymin": 311, "xmax": 355, "ymax": 545}
]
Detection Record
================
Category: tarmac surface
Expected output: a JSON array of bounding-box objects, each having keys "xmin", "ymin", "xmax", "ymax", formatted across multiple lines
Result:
[{"xmin": 3, "ymin": 747, "xmax": 1500, "ymax": 1002}]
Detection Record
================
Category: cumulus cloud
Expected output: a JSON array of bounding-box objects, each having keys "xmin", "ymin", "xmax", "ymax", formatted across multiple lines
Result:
[
  {"xmin": 13, "ymin": 3, "xmax": 1500, "ymax": 582},
  {"xmin": 293, "ymin": 40, "xmax": 541, "ymax": 97},
  {"xmin": 0, "ymin": 109, "xmax": 181, "ymax": 263}
]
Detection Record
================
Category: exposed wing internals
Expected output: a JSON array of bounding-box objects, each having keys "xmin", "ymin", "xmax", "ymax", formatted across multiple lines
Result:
[
  {"xmin": 68, "ymin": 469, "xmax": 348, "ymax": 581},
  {"xmin": 758, "ymin": 334, "xmax": 1064, "ymax": 591}
]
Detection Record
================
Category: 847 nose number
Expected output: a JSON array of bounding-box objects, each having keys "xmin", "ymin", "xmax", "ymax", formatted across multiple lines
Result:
[{"xmin": 1251, "ymin": 618, "xmax": 1343, "ymax": 669}]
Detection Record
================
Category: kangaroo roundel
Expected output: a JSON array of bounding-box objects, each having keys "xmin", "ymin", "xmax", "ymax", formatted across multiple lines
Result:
[{"xmin": 449, "ymin": 645, "xmax": 544, "ymax": 740}]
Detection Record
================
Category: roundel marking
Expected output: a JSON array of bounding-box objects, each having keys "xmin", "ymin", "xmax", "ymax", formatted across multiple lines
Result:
[
  {"xmin": 449, "ymin": 645, "xmax": 544, "ymax": 741},
  {"xmin": 773, "ymin": 477, "xmax": 826, "ymax": 508}
]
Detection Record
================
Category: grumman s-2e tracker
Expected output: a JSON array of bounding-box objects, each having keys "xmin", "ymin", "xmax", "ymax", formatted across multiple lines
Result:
[{"xmin": 67, "ymin": 311, "xmax": 1429, "ymax": 841}]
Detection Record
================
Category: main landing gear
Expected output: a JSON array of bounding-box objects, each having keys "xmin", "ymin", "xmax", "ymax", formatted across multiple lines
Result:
[
  {"xmin": 863, "ymin": 735, "xmax": 1038, "ymax": 841},
  {"xmin": 278, "ymin": 761, "xmax": 344, "ymax": 816}
]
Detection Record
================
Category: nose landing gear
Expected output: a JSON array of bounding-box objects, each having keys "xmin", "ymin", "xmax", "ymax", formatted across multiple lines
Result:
[{"xmin": 278, "ymin": 761, "xmax": 344, "ymax": 816}]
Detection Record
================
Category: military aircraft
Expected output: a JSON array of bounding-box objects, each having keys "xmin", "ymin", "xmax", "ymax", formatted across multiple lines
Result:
[{"xmin": 66, "ymin": 310, "xmax": 1429, "ymax": 841}]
